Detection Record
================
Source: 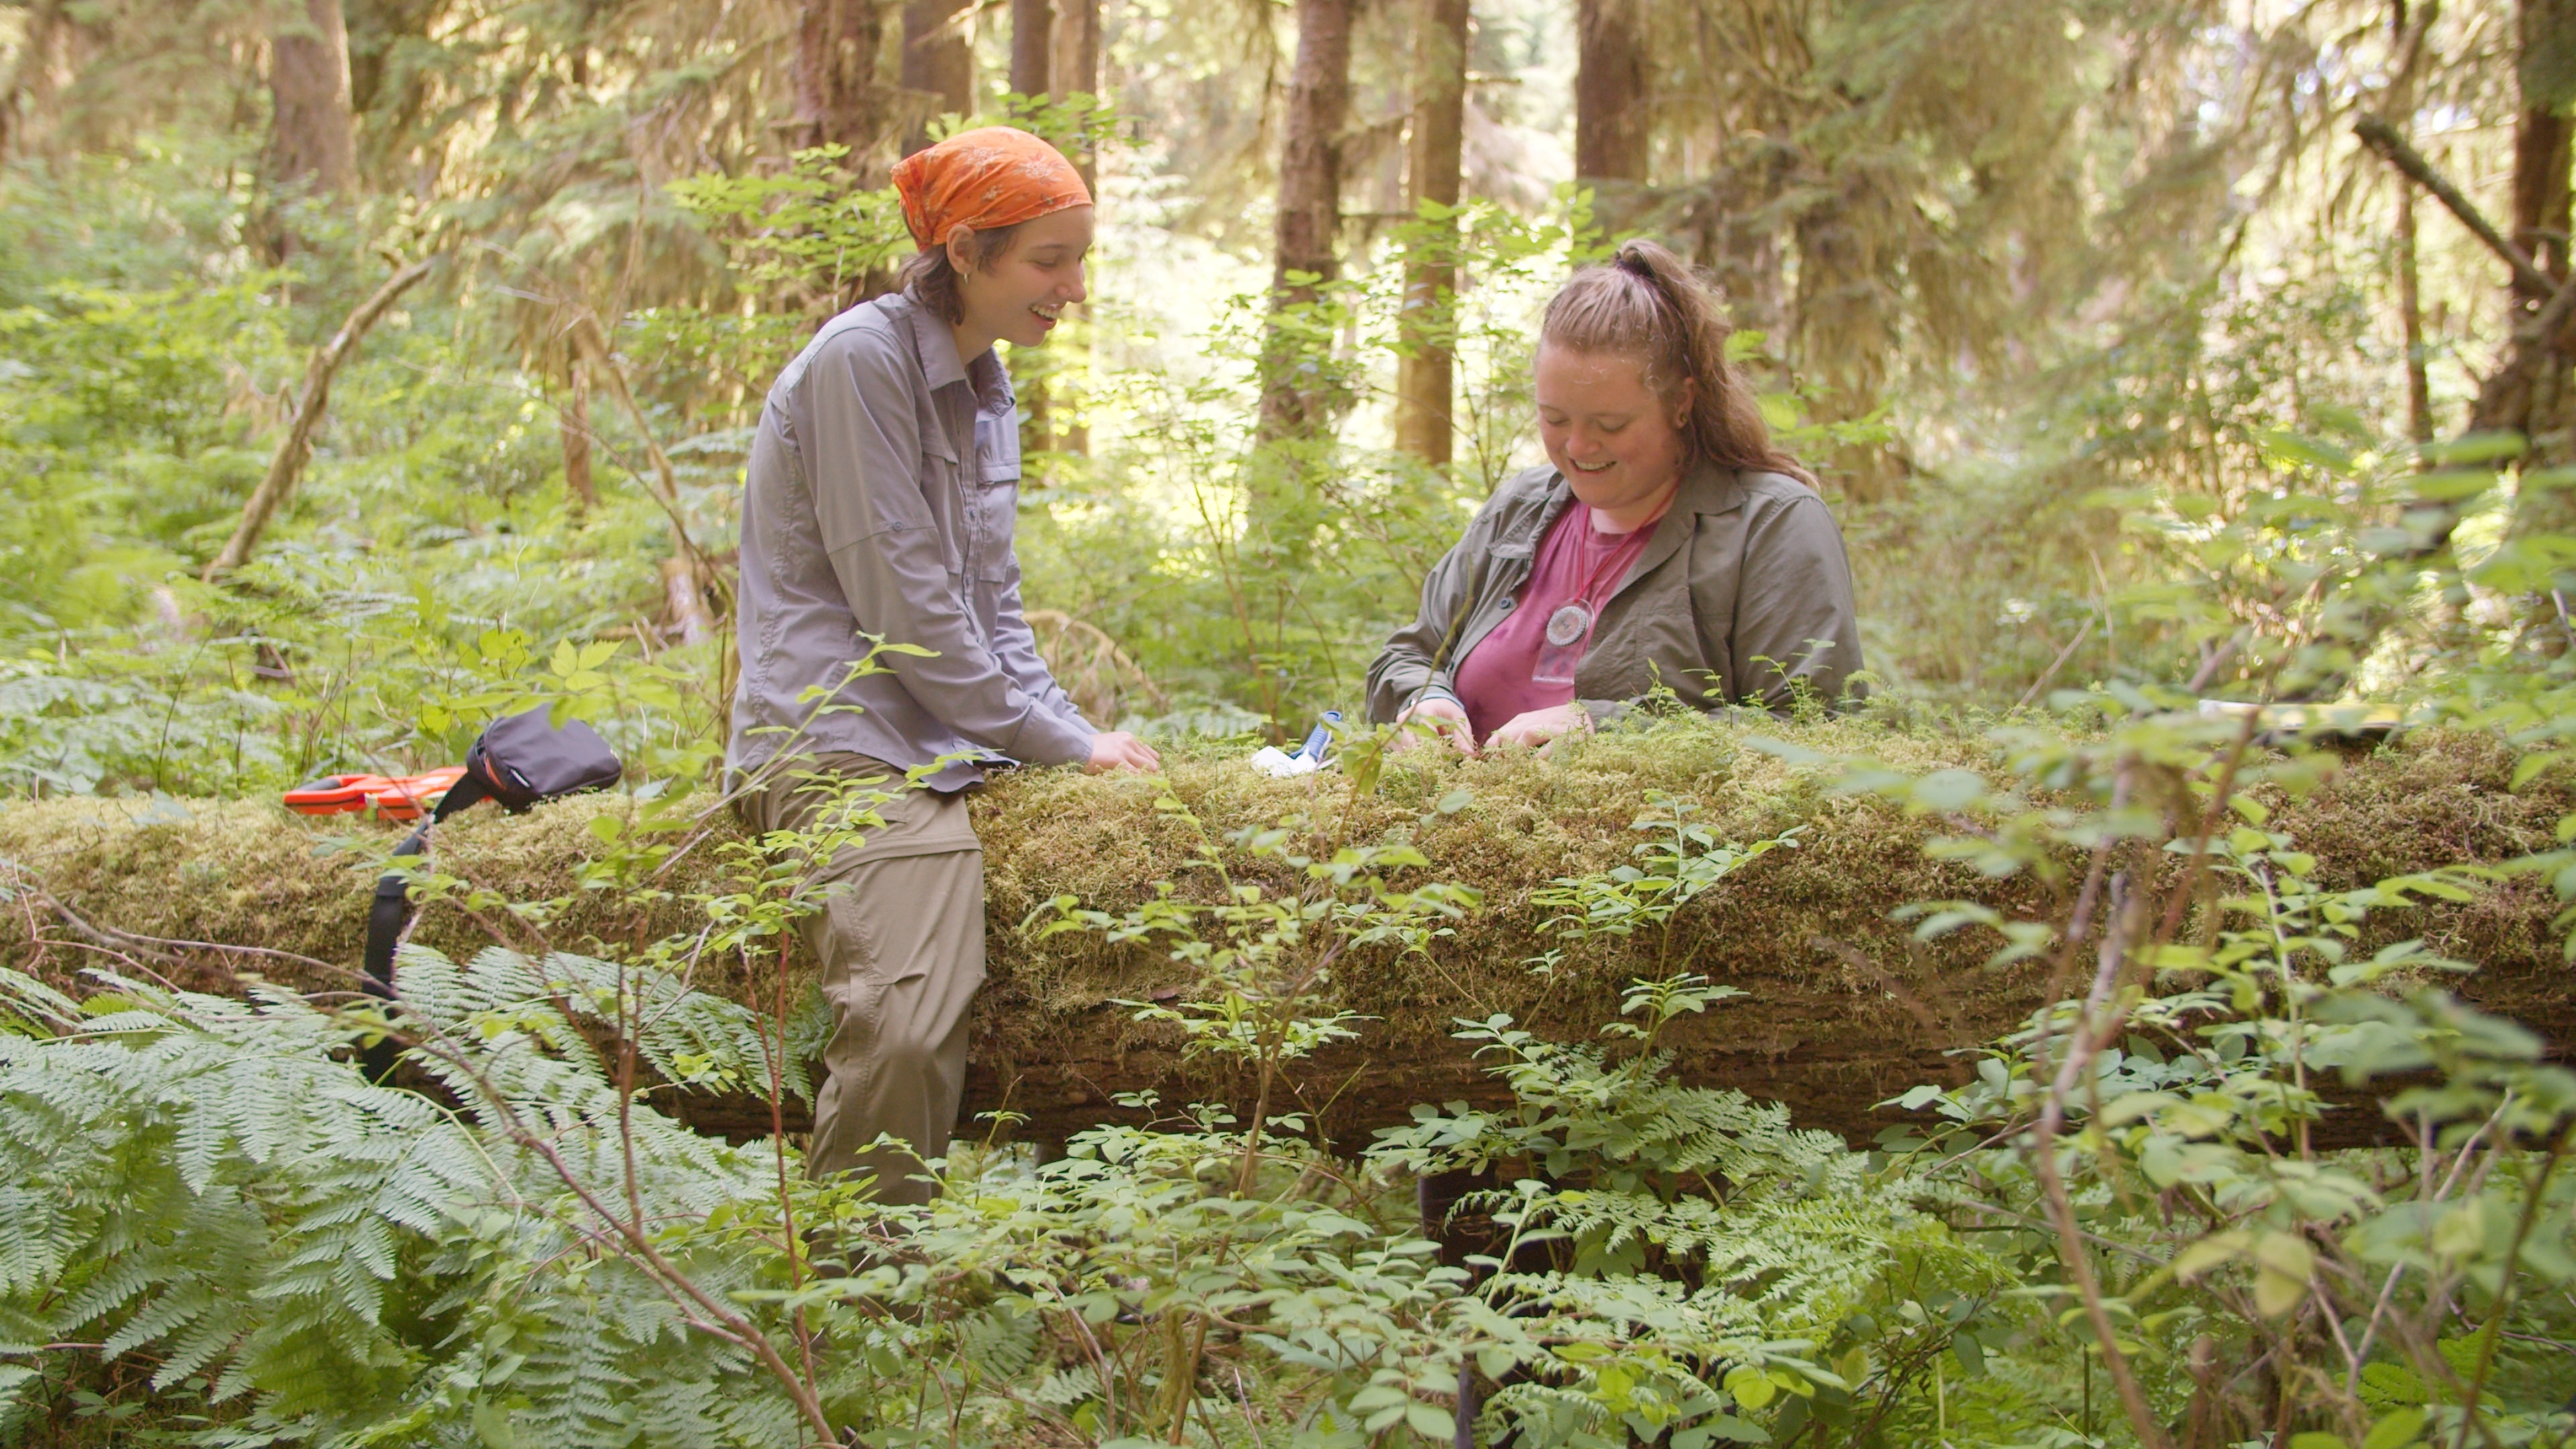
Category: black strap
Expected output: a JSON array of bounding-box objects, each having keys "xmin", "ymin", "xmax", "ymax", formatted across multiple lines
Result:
[
  {"xmin": 431, "ymin": 769, "xmax": 492, "ymax": 823},
  {"xmin": 358, "ymin": 822, "xmax": 431, "ymax": 1081}
]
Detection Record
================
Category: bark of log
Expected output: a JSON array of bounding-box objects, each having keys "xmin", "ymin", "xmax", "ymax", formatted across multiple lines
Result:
[
  {"xmin": 203, "ymin": 256, "xmax": 437, "ymax": 581},
  {"xmin": 793, "ymin": 0, "xmax": 887, "ymax": 158},
  {"xmin": 268, "ymin": 0, "xmax": 357, "ymax": 198},
  {"xmin": 1258, "ymin": 0, "xmax": 1353, "ymax": 440},
  {"xmin": 1573, "ymin": 0, "xmax": 1648, "ymax": 231},
  {"xmin": 1393, "ymin": 0, "xmax": 1470, "ymax": 468},
  {"xmin": 899, "ymin": 0, "xmax": 974, "ymax": 155}
]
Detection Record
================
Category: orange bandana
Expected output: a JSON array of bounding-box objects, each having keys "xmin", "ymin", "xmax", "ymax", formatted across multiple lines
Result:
[{"xmin": 891, "ymin": 127, "xmax": 1092, "ymax": 250}]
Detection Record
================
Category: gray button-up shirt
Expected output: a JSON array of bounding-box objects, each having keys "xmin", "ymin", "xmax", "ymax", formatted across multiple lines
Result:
[{"xmin": 728, "ymin": 290, "xmax": 1094, "ymax": 792}]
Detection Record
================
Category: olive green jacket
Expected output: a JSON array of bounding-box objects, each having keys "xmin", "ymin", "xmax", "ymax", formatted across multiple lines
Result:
[{"xmin": 1364, "ymin": 461, "xmax": 1865, "ymax": 725}]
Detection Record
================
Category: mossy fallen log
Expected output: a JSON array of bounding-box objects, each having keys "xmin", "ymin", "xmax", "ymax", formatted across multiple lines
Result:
[{"xmin": 1, "ymin": 722, "xmax": 2564, "ymax": 1147}]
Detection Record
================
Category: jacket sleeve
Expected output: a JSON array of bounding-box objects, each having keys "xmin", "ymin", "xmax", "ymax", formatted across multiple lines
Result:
[
  {"xmin": 804, "ymin": 335, "xmax": 1095, "ymax": 767},
  {"xmin": 1728, "ymin": 491, "xmax": 1866, "ymax": 712},
  {"xmin": 987, "ymin": 553, "xmax": 1095, "ymax": 731},
  {"xmin": 1364, "ymin": 511, "xmax": 1496, "ymax": 724}
]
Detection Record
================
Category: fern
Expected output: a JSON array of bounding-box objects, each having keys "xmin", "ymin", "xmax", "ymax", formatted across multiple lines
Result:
[{"xmin": 0, "ymin": 952, "xmax": 814, "ymax": 1446}]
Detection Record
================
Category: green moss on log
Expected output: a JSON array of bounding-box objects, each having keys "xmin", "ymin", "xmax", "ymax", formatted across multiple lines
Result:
[{"xmin": 1, "ymin": 718, "xmax": 2563, "ymax": 1144}]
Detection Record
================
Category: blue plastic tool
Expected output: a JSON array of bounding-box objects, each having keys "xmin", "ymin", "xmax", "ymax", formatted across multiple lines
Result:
[{"xmin": 1294, "ymin": 710, "xmax": 1344, "ymax": 762}]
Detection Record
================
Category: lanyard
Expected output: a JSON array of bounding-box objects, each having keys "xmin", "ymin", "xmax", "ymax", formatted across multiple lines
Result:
[{"xmin": 1542, "ymin": 504, "xmax": 1660, "ymax": 647}]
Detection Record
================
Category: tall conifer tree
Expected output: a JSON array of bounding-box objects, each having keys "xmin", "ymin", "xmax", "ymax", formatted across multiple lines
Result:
[{"xmin": 1395, "ymin": 0, "xmax": 1470, "ymax": 467}]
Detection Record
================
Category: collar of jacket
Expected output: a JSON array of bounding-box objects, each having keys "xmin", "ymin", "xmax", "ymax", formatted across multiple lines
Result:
[
  {"xmin": 1493, "ymin": 456, "xmax": 1749, "ymax": 597},
  {"xmin": 890, "ymin": 288, "xmax": 1016, "ymax": 416}
]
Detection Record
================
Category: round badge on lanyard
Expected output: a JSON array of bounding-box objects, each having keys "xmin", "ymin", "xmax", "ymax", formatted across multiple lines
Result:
[{"xmin": 1544, "ymin": 603, "xmax": 1593, "ymax": 649}]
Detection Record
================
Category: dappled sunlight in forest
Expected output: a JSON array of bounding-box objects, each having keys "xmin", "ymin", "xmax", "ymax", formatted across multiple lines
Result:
[{"xmin": 6, "ymin": 0, "xmax": 2576, "ymax": 1444}]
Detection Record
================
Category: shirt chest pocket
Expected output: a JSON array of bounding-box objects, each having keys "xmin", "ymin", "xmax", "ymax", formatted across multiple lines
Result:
[
  {"xmin": 912, "ymin": 409, "xmax": 972, "ymax": 577},
  {"xmin": 965, "ymin": 410, "xmax": 1021, "ymax": 582},
  {"xmin": 965, "ymin": 478, "xmax": 1019, "ymax": 580}
]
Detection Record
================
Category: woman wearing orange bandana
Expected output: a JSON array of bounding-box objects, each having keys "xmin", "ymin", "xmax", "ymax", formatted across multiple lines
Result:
[{"xmin": 729, "ymin": 126, "xmax": 1159, "ymax": 1204}]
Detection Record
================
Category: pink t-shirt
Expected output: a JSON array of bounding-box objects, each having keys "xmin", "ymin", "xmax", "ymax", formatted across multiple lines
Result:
[{"xmin": 1453, "ymin": 502, "xmax": 1659, "ymax": 743}]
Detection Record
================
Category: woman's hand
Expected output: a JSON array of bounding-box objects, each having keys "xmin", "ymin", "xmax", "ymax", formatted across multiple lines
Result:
[
  {"xmin": 1085, "ymin": 730, "xmax": 1161, "ymax": 773},
  {"xmin": 1487, "ymin": 702, "xmax": 1589, "ymax": 752},
  {"xmin": 1395, "ymin": 696, "xmax": 1476, "ymax": 755}
]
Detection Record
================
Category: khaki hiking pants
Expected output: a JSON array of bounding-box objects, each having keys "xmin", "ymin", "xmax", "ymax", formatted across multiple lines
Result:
[{"xmin": 738, "ymin": 753, "xmax": 984, "ymax": 1206}]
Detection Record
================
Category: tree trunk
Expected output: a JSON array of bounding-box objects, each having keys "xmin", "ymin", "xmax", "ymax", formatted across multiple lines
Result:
[
  {"xmin": 2398, "ymin": 186, "xmax": 2434, "ymax": 447},
  {"xmin": 794, "ymin": 0, "xmax": 886, "ymax": 158},
  {"xmin": 1009, "ymin": 0, "xmax": 1053, "ymax": 100},
  {"xmin": 2507, "ymin": 0, "xmax": 2576, "ymax": 584},
  {"xmin": 899, "ymin": 0, "xmax": 974, "ymax": 155},
  {"xmin": 2392, "ymin": 0, "xmax": 2436, "ymax": 449},
  {"xmin": 1393, "ymin": 0, "xmax": 1470, "ymax": 468},
  {"xmin": 1051, "ymin": 0, "xmax": 1099, "ymax": 458},
  {"xmin": 2514, "ymin": 0, "xmax": 2576, "ymax": 313},
  {"xmin": 1794, "ymin": 182, "xmax": 1898, "ymax": 501},
  {"xmin": 562, "ymin": 360, "xmax": 597, "ymax": 519},
  {"xmin": 1696, "ymin": 146, "xmax": 1790, "ymax": 341},
  {"xmin": 0, "ymin": 0, "xmax": 63, "ymax": 166},
  {"xmin": 268, "ymin": 0, "xmax": 357, "ymax": 197},
  {"xmin": 1008, "ymin": 0, "xmax": 1060, "ymax": 466},
  {"xmin": 344, "ymin": 0, "xmax": 444, "ymax": 123},
  {"xmin": 1051, "ymin": 0, "xmax": 1099, "ymax": 140},
  {"xmin": 1574, "ymin": 0, "xmax": 1648, "ymax": 233},
  {"xmin": 1258, "ymin": 0, "xmax": 1354, "ymax": 439}
]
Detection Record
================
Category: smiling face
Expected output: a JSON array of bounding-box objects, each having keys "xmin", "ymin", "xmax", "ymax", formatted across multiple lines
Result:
[
  {"xmin": 951, "ymin": 205, "xmax": 1094, "ymax": 349},
  {"xmin": 1533, "ymin": 342, "xmax": 1695, "ymax": 519}
]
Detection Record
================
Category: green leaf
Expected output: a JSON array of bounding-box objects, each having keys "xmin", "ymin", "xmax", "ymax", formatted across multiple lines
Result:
[
  {"xmin": 1678, "ymin": 1415, "xmax": 1773, "ymax": 1446},
  {"xmin": 2254, "ymin": 429, "xmax": 2353, "ymax": 474},
  {"xmin": 472, "ymin": 1403, "xmax": 523, "ymax": 1449},
  {"xmin": 1911, "ymin": 769, "xmax": 1988, "ymax": 812},
  {"xmin": 2361, "ymin": 1407, "xmax": 2427, "ymax": 1449},
  {"xmin": 2172, "ymin": 1231, "xmax": 2246, "ymax": 1280},
  {"xmin": 1723, "ymin": 1365, "xmax": 1776, "ymax": 1410}
]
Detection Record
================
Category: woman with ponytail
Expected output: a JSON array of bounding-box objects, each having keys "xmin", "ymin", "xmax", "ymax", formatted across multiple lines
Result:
[{"xmin": 1366, "ymin": 238, "xmax": 1864, "ymax": 751}]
